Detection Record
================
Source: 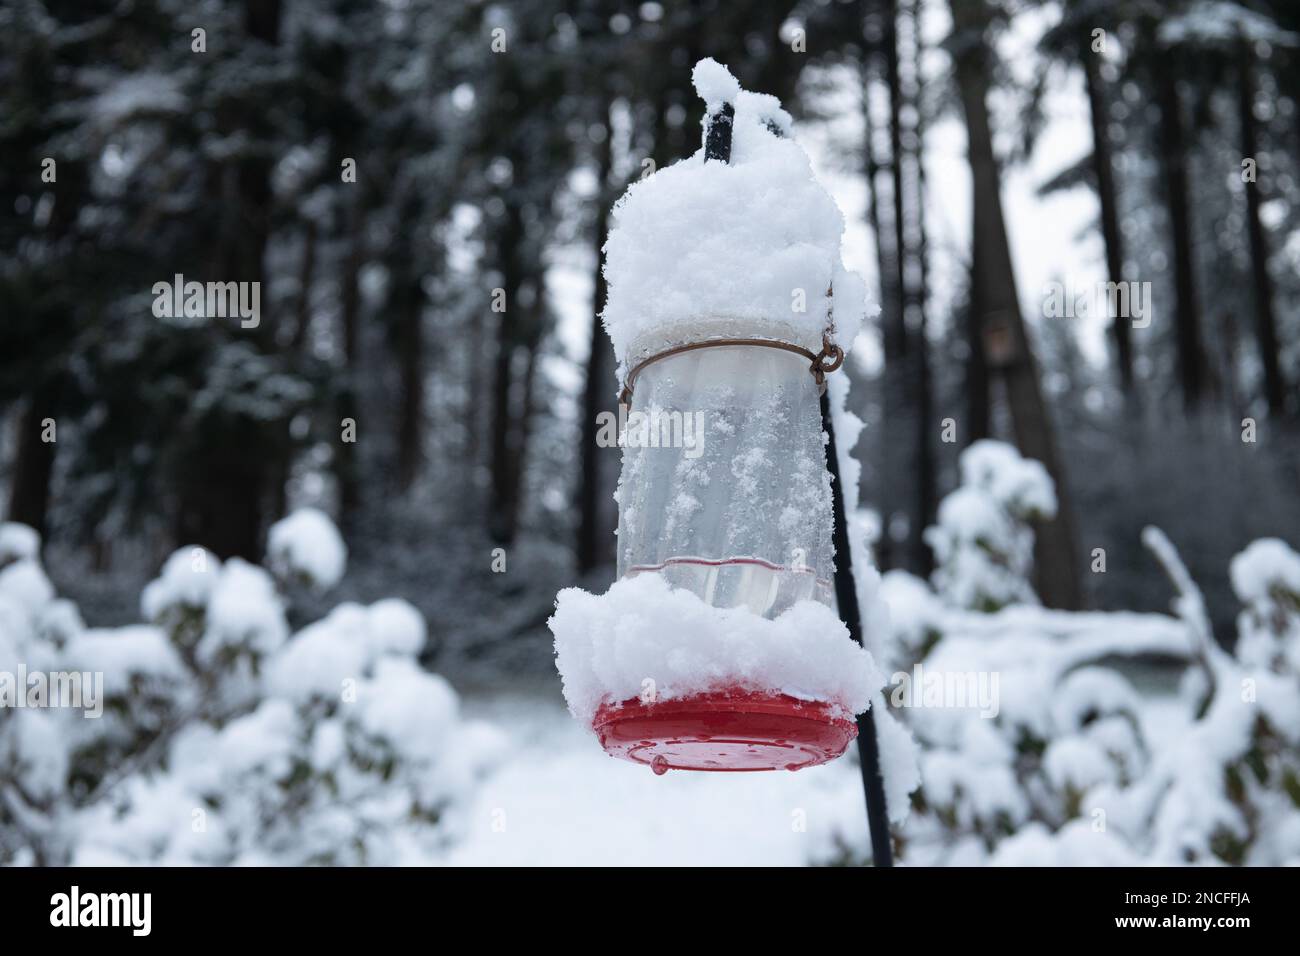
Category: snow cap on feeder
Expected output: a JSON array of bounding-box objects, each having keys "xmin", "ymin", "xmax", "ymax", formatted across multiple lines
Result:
[
  {"xmin": 600, "ymin": 59, "xmax": 870, "ymax": 382},
  {"xmin": 552, "ymin": 59, "xmax": 880, "ymax": 774}
]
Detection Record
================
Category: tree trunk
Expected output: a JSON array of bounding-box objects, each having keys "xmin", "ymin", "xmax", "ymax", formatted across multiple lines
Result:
[
  {"xmin": 1082, "ymin": 37, "xmax": 1134, "ymax": 396},
  {"xmin": 577, "ymin": 96, "xmax": 617, "ymax": 575},
  {"xmin": 1238, "ymin": 37, "xmax": 1285, "ymax": 415},
  {"xmin": 964, "ymin": 274, "xmax": 991, "ymax": 441},
  {"xmin": 488, "ymin": 199, "xmax": 533, "ymax": 545},
  {"xmin": 950, "ymin": 0, "xmax": 1082, "ymax": 609},
  {"xmin": 290, "ymin": 220, "xmax": 317, "ymax": 352},
  {"xmin": 908, "ymin": 0, "xmax": 935, "ymax": 575},
  {"xmin": 336, "ymin": 202, "xmax": 364, "ymax": 531},
  {"xmin": 395, "ymin": 273, "xmax": 425, "ymax": 492},
  {"xmin": 174, "ymin": 0, "xmax": 283, "ymax": 560},
  {"xmin": 1155, "ymin": 58, "xmax": 1209, "ymax": 410},
  {"xmin": 6, "ymin": 389, "xmax": 57, "ymax": 541},
  {"xmin": 866, "ymin": 0, "xmax": 917, "ymax": 573}
]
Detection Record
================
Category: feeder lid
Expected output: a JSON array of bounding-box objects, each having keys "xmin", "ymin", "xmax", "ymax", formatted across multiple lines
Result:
[{"xmin": 593, "ymin": 689, "xmax": 857, "ymax": 773}]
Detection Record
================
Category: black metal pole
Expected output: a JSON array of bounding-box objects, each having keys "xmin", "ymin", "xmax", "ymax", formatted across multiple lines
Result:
[
  {"xmin": 820, "ymin": 389, "xmax": 894, "ymax": 867},
  {"xmin": 704, "ymin": 102, "xmax": 736, "ymax": 163}
]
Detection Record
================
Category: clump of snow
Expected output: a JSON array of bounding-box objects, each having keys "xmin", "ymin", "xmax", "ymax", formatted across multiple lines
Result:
[
  {"xmin": 200, "ymin": 558, "xmax": 288, "ymax": 663},
  {"xmin": 350, "ymin": 657, "xmax": 459, "ymax": 765},
  {"xmin": 958, "ymin": 439, "xmax": 1056, "ymax": 521},
  {"xmin": 264, "ymin": 597, "xmax": 427, "ymax": 706},
  {"xmin": 691, "ymin": 57, "xmax": 741, "ymax": 111},
  {"xmin": 1050, "ymin": 666, "xmax": 1141, "ymax": 735},
  {"xmin": 1158, "ymin": 1, "xmax": 1299, "ymax": 48},
  {"xmin": 266, "ymin": 507, "xmax": 347, "ymax": 590},
  {"xmin": 141, "ymin": 546, "xmax": 221, "ymax": 621},
  {"xmin": 91, "ymin": 71, "xmax": 186, "ymax": 127},
  {"xmin": 66, "ymin": 625, "xmax": 190, "ymax": 688},
  {"xmin": 1, "ymin": 710, "xmax": 70, "ymax": 803},
  {"xmin": 1229, "ymin": 537, "xmax": 1300, "ymax": 676},
  {"xmin": 878, "ymin": 570, "xmax": 944, "ymax": 669},
  {"xmin": 925, "ymin": 440, "xmax": 1055, "ymax": 611},
  {"xmin": 990, "ymin": 820, "xmax": 1138, "ymax": 866},
  {"xmin": 0, "ymin": 559, "xmax": 55, "ymax": 622},
  {"xmin": 0, "ymin": 522, "xmax": 40, "ymax": 566},
  {"xmin": 1229, "ymin": 537, "xmax": 1300, "ymax": 606},
  {"xmin": 874, "ymin": 705, "xmax": 921, "ymax": 824},
  {"xmin": 550, "ymin": 572, "xmax": 883, "ymax": 725},
  {"xmin": 366, "ymin": 598, "xmax": 426, "ymax": 657},
  {"xmin": 265, "ymin": 609, "xmax": 369, "ymax": 706},
  {"xmin": 601, "ymin": 59, "xmax": 871, "ymax": 375}
]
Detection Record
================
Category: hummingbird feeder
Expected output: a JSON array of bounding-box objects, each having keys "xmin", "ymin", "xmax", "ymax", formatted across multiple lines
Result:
[{"xmin": 550, "ymin": 60, "xmax": 882, "ymax": 777}]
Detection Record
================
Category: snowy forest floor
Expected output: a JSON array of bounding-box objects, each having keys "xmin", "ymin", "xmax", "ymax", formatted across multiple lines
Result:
[{"xmin": 446, "ymin": 681, "xmax": 1185, "ymax": 866}]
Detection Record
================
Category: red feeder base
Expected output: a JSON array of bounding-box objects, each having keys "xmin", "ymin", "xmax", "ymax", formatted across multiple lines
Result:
[{"xmin": 593, "ymin": 689, "xmax": 857, "ymax": 773}]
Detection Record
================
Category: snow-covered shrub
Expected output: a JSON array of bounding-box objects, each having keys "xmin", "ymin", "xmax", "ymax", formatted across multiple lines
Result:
[
  {"xmin": 265, "ymin": 507, "xmax": 347, "ymax": 591},
  {"xmin": 0, "ymin": 530, "xmax": 77, "ymax": 863},
  {"xmin": 1230, "ymin": 538, "xmax": 1300, "ymax": 674},
  {"xmin": 924, "ymin": 440, "xmax": 1056, "ymax": 611},
  {"xmin": 63, "ymin": 625, "xmax": 192, "ymax": 794},
  {"xmin": 900, "ymin": 651, "xmax": 1149, "ymax": 865},
  {"xmin": 890, "ymin": 528, "xmax": 1300, "ymax": 866},
  {"xmin": 139, "ymin": 545, "xmax": 286, "ymax": 719},
  {"xmin": 0, "ymin": 510, "xmax": 502, "ymax": 866},
  {"xmin": 0, "ymin": 522, "xmax": 40, "ymax": 568},
  {"xmin": 1092, "ymin": 530, "xmax": 1300, "ymax": 865},
  {"xmin": 140, "ymin": 545, "xmax": 221, "ymax": 662},
  {"xmin": 877, "ymin": 569, "xmax": 944, "ymax": 673}
]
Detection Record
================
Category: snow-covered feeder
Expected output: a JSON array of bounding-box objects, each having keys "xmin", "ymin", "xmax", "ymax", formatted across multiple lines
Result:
[{"xmin": 551, "ymin": 61, "xmax": 879, "ymax": 773}]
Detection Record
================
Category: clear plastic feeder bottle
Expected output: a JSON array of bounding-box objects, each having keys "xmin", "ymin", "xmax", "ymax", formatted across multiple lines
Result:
[{"xmin": 615, "ymin": 343, "xmax": 834, "ymax": 620}]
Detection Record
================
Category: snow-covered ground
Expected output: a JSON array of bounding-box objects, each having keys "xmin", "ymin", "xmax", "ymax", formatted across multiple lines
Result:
[
  {"xmin": 448, "ymin": 683, "xmax": 1187, "ymax": 867},
  {"xmin": 449, "ymin": 687, "xmax": 870, "ymax": 866}
]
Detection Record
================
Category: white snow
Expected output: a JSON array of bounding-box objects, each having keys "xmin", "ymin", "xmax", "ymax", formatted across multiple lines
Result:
[
  {"xmin": 874, "ymin": 704, "xmax": 922, "ymax": 824},
  {"xmin": 442, "ymin": 694, "xmax": 871, "ymax": 867},
  {"xmin": 265, "ymin": 610, "xmax": 369, "ymax": 705},
  {"xmin": 140, "ymin": 546, "xmax": 221, "ymax": 620},
  {"xmin": 265, "ymin": 507, "xmax": 347, "ymax": 590},
  {"xmin": 65, "ymin": 626, "xmax": 189, "ymax": 687},
  {"xmin": 989, "ymin": 820, "xmax": 1138, "ymax": 866},
  {"xmin": 957, "ymin": 438, "xmax": 1056, "ymax": 520},
  {"xmin": 691, "ymin": 57, "xmax": 741, "ymax": 111},
  {"xmin": 1158, "ymin": 1, "xmax": 1300, "ymax": 47},
  {"xmin": 0, "ymin": 559, "xmax": 56, "ymax": 623},
  {"xmin": 200, "ymin": 558, "xmax": 288, "ymax": 662},
  {"xmin": 925, "ymin": 440, "xmax": 1056, "ymax": 610},
  {"xmin": 91, "ymin": 72, "xmax": 186, "ymax": 126},
  {"xmin": 0, "ymin": 522, "xmax": 40, "ymax": 565},
  {"xmin": 350, "ymin": 657, "xmax": 459, "ymax": 764},
  {"xmin": 550, "ymin": 571, "xmax": 883, "ymax": 725},
  {"xmin": 1050, "ymin": 666, "xmax": 1141, "ymax": 735},
  {"xmin": 1229, "ymin": 537, "xmax": 1300, "ymax": 606},
  {"xmin": 365, "ymin": 598, "xmax": 426, "ymax": 657},
  {"xmin": 601, "ymin": 59, "xmax": 871, "ymax": 374}
]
